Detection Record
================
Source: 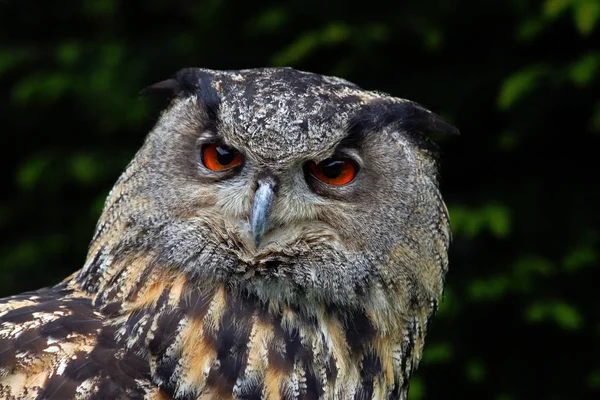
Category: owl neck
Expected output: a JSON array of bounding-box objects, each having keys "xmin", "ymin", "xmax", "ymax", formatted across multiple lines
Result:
[{"xmin": 72, "ymin": 252, "xmax": 426, "ymax": 399}]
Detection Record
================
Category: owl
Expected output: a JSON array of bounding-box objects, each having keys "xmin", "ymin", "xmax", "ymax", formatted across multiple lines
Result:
[{"xmin": 0, "ymin": 67, "xmax": 457, "ymax": 399}]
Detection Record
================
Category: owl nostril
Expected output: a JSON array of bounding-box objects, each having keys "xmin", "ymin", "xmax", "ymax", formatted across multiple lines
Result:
[{"xmin": 255, "ymin": 173, "xmax": 279, "ymax": 193}]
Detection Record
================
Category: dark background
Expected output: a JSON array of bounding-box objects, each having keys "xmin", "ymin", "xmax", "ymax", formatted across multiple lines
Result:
[{"xmin": 1, "ymin": 0, "xmax": 599, "ymax": 398}]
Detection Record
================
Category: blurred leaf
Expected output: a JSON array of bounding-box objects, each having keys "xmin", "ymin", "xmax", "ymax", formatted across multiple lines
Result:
[
  {"xmin": 423, "ymin": 27, "xmax": 443, "ymax": 51},
  {"xmin": 468, "ymin": 256, "xmax": 553, "ymax": 300},
  {"xmin": 272, "ymin": 32, "xmax": 318, "ymax": 66},
  {"xmin": 573, "ymin": 0, "xmax": 600, "ymax": 35},
  {"xmin": 364, "ymin": 23, "xmax": 390, "ymax": 42},
  {"xmin": 437, "ymin": 285, "xmax": 460, "ymax": 318},
  {"xmin": 497, "ymin": 65, "xmax": 548, "ymax": 110},
  {"xmin": 124, "ymin": 101, "xmax": 151, "ymax": 126},
  {"xmin": 82, "ymin": 0, "xmax": 117, "ymax": 17},
  {"xmin": 468, "ymin": 276, "xmax": 510, "ymax": 301},
  {"xmin": 486, "ymin": 204, "xmax": 511, "ymax": 237},
  {"xmin": 101, "ymin": 43, "xmax": 125, "ymax": 67},
  {"xmin": 422, "ymin": 342, "xmax": 454, "ymax": 364},
  {"xmin": 465, "ymin": 359, "xmax": 486, "ymax": 383},
  {"xmin": 449, "ymin": 204, "xmax": 511, "ymax": 238},
  {"xmin": 589, "ymin": 370, "xmax": 600, "ymax": 388},
  {"xmin": 562, "ymin": 246, "xmax": 596, "ymax": 271},
  {"xmin": 55, "ymin": 42, "xmax": 81, "ymax": 66},
  {"xmin": 407, "ymin": 376, "xmax": 424, "ymax": 400},
  {"xmin": 17, "ymin": 155, "xmax": 51, "ymax": 190},
  {"xmin": 12, "ymin": 73, "xmax": 71, "ymax": 104},
  {"xmin": 511, "ymin": 255, "xmax": 555, "ymax": 291},
  {"xmin": 525, "ymin": 301, "xmax": 583, "ymax": 330},
  {"xmin": 568, "ymin": 52, "xmax": 600, "ymax": 87},
  {"xmin": 513, "ymin": 255, "xmax": 554, "ymax": 277},
  {"xmin": 0, "ymin": 49, "xmax": 29, "ymax": 75},
  {"xmin": 1, "ymin": 241, "xmax": 39, "ymax": 267},
  {"xmin": 70, "ymin": 154, "xmax": 101, "ymax": 185},
  {"xmin": 544, "ymin": 0, "xmax": 572, "ymax": 19},
  {"xmin": 272, "ymin": 23, "xmax": 350, "ymax": 66},
  {"xmin": 193, "ymin": 0, "xmax": 224, "ymax": 23},
  {"xmin": 517, "ymin": 18, "xmax": 547, "ymax": 41},
  {"xmin": 247, "ymin": 7, "xmax": 288, "ymax": 34},
  {"xmin": 497, "ymin": 130, "xmax": 520, "ymax": 150},
  {"xmin": 321, "ymin": 23, "xmax": 351, "ymax": 45}
]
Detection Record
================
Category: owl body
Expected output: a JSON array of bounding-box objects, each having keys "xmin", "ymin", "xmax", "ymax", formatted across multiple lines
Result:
[{"xmin": 0, "ymin": 68, "xmax": 457, "ymax": 399}]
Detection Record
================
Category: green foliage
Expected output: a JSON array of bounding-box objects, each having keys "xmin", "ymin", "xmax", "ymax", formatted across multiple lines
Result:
[
  {"xmin": 465, "ymin": 359, "xmax": 486, "ymax": 383},
  {"xmin": 562, "ymin": 246, "xmax": 597, "ymax": 272},
  {"xmin": 497, "ymin": 65, "xmax": 549, "ymax": 110},
  {"xmin": 0, "ymin": 0, "xmax": 598, "ymax": 398},
  {"xmin": 525, "ymin": 300, "xmax": 583, "ymax": 330},
  {"xmin": 573, "ymin": 0, "xmax": 600, "ymax": 35},
  {"xmin": 568, "ymin": 52, "xmax": 600, "ymax": 86},
  {"xmin": 17, "ymin": 154, "xmax": 52, "ymax": 190},
  {"xmin": 449, "ymin": 204, "xmax": 511, "ymax": 238},
  {"xmin": 588, "ymin": 370, "xmax": 600, "ymax": 389},
  {"xmin": 407, "ymin": 376, "xmax": 424, "ymax": 400},
  {"xmin": 271, "ymin": 23, "xmax": 353, "ymax": 66},
  {"xmin": 422, "ymin": 342, "xmax": 453, "ymax": 364},
  {"xmin": 468, "ymin": 275, "xmax": 511, "ymax": 301}
]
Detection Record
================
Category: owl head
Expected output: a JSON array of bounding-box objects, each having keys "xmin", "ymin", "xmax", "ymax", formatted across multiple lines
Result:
[{"xmin": 80, "ymin": 67, "xmax": 457, "ymax": 319}]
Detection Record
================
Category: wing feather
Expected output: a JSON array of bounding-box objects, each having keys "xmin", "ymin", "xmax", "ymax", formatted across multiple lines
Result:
[{"xmin": 0, "ymin": 284, "xmax": 168, "ymax": 399}]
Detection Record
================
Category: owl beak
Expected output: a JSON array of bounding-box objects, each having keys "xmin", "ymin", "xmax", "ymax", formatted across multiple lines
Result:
[{"xmin": 251, "ymin": 180, "xmax": 276, "ymax": 248}]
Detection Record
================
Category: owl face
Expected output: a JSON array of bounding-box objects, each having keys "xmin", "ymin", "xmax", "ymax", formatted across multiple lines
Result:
[{"xmin": 105, "ymin": 68, "xmax": 456, "ymax": 309}]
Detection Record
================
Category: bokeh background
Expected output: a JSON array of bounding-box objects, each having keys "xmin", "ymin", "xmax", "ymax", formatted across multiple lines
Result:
[{"xmin": 1, "ymin": 0, "xmax": 599, "ymax": 398}]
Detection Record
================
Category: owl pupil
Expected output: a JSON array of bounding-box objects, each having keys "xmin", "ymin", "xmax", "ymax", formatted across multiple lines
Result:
[
  {"xmin": 215, "ymin": 146, "xmax": 234, "ymax": 165},
  {"xmin": 321, "ymin": 160, "xmax": 344, "ymax": 179}
]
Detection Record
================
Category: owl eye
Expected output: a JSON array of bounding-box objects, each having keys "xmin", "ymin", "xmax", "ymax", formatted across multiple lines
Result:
[
  {"xmin": 201, "ymin": 143, "xmax": 244, "ymax": 171},
  {"xmin": 307, "ymin": 159, "xmax": 358, "ymax": 186}
]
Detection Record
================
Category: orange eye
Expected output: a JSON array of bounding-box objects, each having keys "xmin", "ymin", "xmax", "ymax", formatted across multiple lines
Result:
[
  {"xmin": 308, "ymin": 159, "xmax": 358, "ymax": 186},
  {"xmin": 201, "ymin": 143, "xmax": 243, "ymax": 171}
]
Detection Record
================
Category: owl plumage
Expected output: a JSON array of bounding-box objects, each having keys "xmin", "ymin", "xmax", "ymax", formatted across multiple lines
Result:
[{"xmin": 0, "ymin": 67, "xmax": 457, "ymax": 399}]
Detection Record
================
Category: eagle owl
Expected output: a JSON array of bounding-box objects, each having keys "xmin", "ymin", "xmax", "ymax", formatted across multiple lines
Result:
[{"xmin": 0, "ymin": 68, "xmax": 457, "ymax": 399}]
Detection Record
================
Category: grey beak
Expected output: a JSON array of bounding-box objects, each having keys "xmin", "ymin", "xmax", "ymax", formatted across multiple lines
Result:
[{"xmin": 251, "ymin": 180, "xmax": 276, "ymax": 248}]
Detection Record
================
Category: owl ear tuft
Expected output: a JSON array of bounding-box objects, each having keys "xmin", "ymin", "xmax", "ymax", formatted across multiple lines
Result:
[
  {"xmin": 140, "ymin": 69, "xmax": 221, "ymax": 120},
  {"xmin": 140, "ymin": 78, "xmax": 183, "ymax": 98},
  {"xmin": 353, "ymin": 99, "xmax": 459, "ymax": 137},
  {"xmin": 140, "ymin": 69, "xmax": 217, "ymax": 99},
  {"xmin": 398, "ymin": 101, "xmax": 460, "ymax": 137}
]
